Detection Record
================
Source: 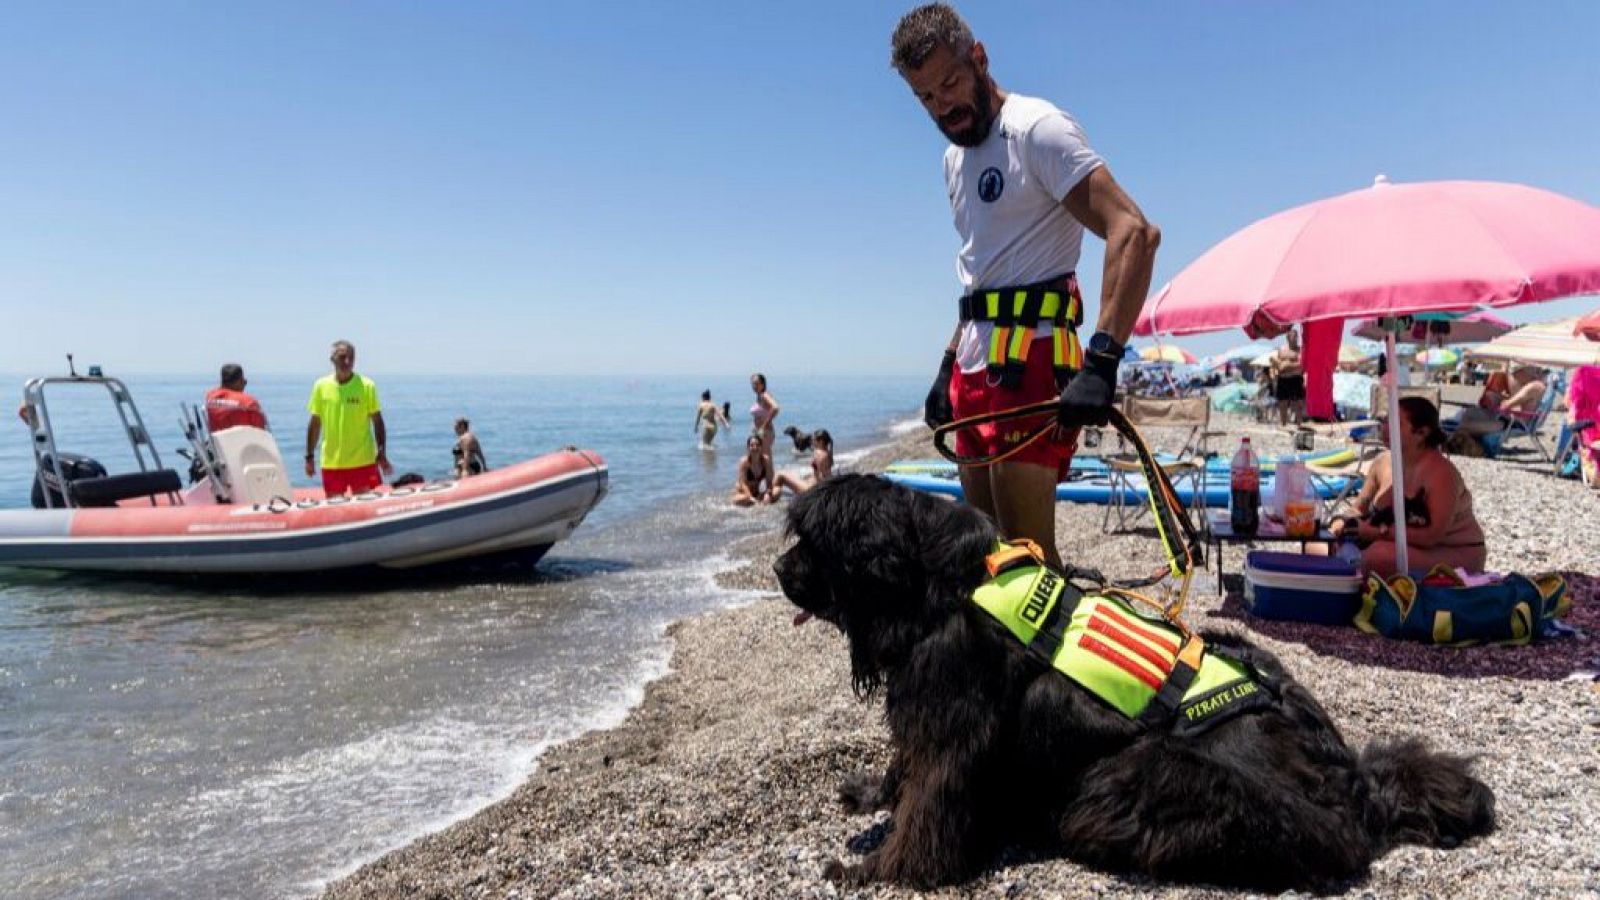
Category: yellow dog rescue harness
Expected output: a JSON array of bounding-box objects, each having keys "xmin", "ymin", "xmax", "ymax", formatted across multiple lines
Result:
[
  {"xmin": 973, "ymin": 541, "xmax": 1271, "ymax": 733},
  {"xmin": 945, "ymin": 406, "xmax": 1273, "ymax": 733}
]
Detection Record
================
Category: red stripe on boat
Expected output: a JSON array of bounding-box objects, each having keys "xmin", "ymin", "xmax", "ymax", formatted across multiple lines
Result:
[{"xmin": 67, "ymin": 452, "xmax": 599, "ymax": 538}]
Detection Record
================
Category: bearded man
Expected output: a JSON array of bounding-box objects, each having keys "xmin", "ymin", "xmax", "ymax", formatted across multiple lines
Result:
[{"xmin": 897, "ymin": 3, "xmax": 1159, "ymax": 567}]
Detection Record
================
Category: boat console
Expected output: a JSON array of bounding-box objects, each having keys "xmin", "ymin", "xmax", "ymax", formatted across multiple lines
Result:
[{"xmin": 209, "ymin": 426, "xmax": 294, "ymax": 505}]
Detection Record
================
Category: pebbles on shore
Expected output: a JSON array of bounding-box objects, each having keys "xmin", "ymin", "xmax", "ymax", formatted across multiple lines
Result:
[{"xmin": 323, "ymin": 414, "xmax": 1600, "ymax": 900}]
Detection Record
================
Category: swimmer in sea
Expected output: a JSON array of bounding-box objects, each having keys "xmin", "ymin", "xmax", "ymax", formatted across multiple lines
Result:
[
  {"xmin": 694, "ymin": 390, "xmax": 731, "ymax": 448},
  {"xmin": 452, "ymin": 417, "xmax": 487, "ymax": 477},
  {"xmin": 748, "ymin": 373, "xmax": 780, "ymax": 455}
]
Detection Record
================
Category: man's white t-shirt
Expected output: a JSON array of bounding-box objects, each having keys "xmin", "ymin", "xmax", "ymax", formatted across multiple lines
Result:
[{"xmin": 945, "ymin": 93, "xmax": 1104, "ymax": 373}]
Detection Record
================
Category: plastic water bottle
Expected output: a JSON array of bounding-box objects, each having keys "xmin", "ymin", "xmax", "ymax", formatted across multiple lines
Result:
[
  {"xmin": 1230, "ymin": 437, "xmax": 1261, "ymax": 536},
  {"xmin": 1272, "ymin": 455, "xmax": 1294, "ymax": 523},
  {"xmin": 1282, "ymin": 459, "xmax": 1317, "ymax": 538}
]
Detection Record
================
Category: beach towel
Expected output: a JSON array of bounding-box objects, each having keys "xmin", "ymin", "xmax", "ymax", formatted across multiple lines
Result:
[
  {"xmin": 1355, "ymin": 566, "xmax": 1569, "ymax": 647},
  {"xmin": 1302, "ymin": 318, "xmax": 1342, "ymax": 421}
]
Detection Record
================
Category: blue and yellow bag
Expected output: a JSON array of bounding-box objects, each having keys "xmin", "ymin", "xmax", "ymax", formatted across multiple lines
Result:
[{"xmin": 1355, "ymin": 567, "xmax": 1569, "ymax": 646}]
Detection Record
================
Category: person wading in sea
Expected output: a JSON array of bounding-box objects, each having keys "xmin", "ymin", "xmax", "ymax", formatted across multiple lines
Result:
[
  {"xmin": 895, "ymin": 3, "xmax": 1159, "ymax": 568},
  {"xmin": 304, "ymin": 340, "xmax": 392, "ymax": 495}
]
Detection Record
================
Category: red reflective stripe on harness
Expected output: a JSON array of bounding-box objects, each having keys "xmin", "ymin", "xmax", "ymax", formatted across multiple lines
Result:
[
  {"xmin": 1078, "ymin": 634, "xmax": 1165, "ymax": 691},
  {"xmin": 1095, "ymin": 603, "xmax": 1181, "ymax": 656},
  {"xmin": 1086, "ymin": 615, "xmax": 1175, "ymax": 676}
]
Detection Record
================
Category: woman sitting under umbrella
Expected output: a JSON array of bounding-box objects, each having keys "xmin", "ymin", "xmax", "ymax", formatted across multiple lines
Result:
[{"xmin": 1331, "ymin": 397, "xmax": 1487, "ymax": 577}]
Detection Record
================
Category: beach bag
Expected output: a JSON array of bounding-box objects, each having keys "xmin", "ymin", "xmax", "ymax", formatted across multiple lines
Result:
[{"xmin": 1355, "ymin": 566, "xmax": 1569, "ymax": 646}]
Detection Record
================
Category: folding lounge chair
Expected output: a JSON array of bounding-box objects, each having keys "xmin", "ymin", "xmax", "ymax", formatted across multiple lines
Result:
[
  {"xmin": 1554, "ymin": 417, "xmax": 1596, "ymax": 478},
  {"xmin": 1480, "ymin": 388, "xmax": 1557, "ymax": 463},
  {"xmin": 1102, "ymin": 394, "xmax": 1220, "ymax": 536}
]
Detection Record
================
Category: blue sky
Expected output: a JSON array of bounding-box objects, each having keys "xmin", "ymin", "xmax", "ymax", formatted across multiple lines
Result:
[{"xmin": 2, "ymin": 1, "xmax": 1597, "ymax": 379}]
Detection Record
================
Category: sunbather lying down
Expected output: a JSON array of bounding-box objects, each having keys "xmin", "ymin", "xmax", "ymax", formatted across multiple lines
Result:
[
  {"xmin": 1453, "ymin": 365, "xmax": 1545, "ymax": 436},
  {"xmin": 1329, "ymin": 398, "xmax": 1487, "ymax": 578}
]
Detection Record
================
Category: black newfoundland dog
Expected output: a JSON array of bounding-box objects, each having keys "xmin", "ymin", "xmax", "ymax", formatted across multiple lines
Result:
[{"xmin": 775, "ymin": 474, "xmax": 1494, "ymax": 892}]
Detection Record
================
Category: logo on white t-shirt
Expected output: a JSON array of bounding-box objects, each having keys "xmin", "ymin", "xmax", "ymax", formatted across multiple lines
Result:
[{"xmin": 978, "ymin": 167, "xmax": 1004, "ymax": 203}]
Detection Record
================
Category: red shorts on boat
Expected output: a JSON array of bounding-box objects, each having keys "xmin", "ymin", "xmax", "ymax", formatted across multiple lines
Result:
[
  {"xmin": 948, "ymin": 344, "xmax": 1079, "ymax": 481},
  {"xmin": 322, "ymin": 464, "xmax": 383, "ymax": 496}
]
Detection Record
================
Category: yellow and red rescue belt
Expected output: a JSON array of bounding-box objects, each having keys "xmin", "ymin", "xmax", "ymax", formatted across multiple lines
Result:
[{"xmin": 958, "ymin": 273, "xmax": 1084, "ymax": 389}]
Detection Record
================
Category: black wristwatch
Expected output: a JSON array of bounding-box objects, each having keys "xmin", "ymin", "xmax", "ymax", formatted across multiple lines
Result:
[{"xmin": 1087, "ymin": 331, "xmax": 1124, "ymax": 360}]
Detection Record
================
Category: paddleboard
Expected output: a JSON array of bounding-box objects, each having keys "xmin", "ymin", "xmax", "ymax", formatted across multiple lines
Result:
[
  {"xmin": 885, "ymin": 446, "xmax": 1355, "ymax": 478},
  {"xmin": 884, "ymin": 470, "xmax": 1354, "ymax": 508}
]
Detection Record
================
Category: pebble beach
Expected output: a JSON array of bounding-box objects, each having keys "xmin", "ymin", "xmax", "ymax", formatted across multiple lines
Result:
[{"xmin": 323, "ymin": 415, "xmax": 1600, "ymax": 900}]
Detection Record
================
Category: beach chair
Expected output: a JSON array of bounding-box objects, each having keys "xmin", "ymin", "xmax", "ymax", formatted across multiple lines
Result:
[
  {"xmin": 1553, "ymin": 417, "xmax": 1596, "ymax": 478},
  {"xmin": 1102, "ymin": 394, "xmax": 1219, "ymax": 535},
  {"xmin": 1369, "ymin": 384, "xmax": 1442, "ymax": 419},
  {"xmin": 1480, "ymin": 387, "xmax": 1558, "ymax": 463},
  {"xmin": 1305, "ymin": 443, "xmax": 1382, "ymax": 519}
]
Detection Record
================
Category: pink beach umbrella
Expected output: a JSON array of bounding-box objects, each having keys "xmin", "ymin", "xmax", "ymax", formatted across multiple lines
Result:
[
  {"xmin": 1140, "ymin": 177, "xmax": 1600, "ymax": 339},
  {"xmin": 1135, "ymin": 177, "xmax": 1600, "ymax": 575},
  {"xmin": 1351, "ymin": 310, "xmax": 1513, "ymax": 345}
]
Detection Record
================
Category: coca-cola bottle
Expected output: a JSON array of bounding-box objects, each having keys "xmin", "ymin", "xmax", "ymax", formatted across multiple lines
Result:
[{"xmin": 1230, "ymin": 437, "xmax": 1261, "ymax": 536}]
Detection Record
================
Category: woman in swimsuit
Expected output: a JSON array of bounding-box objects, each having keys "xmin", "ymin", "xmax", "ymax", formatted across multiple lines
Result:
[
  {"xmin": 452, "ymin": 417, "xmax": 487, "ymax": 478},
  {"xmin": 1330, "ymin": 397, "xmax": 1486, "ymax": 577},
  {"xmin": 748, "ymin": 373, "xmax": 780, "ymax": 455},
  {"xmin": 731, "ymin": 434, "xmax": 777, "ymax": 507},
  {"xmin": 694, "ymin": 390, "xmax": 730, "ymax": 448},
  {"xmin": 772, "ymin": 429, "xmax": 834, "ymax": 499}
]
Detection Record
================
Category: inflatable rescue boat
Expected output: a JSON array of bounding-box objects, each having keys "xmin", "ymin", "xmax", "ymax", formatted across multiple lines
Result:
[{"xmin": 0, "ymin": 373, "xmax": 607, "ymax": 575}]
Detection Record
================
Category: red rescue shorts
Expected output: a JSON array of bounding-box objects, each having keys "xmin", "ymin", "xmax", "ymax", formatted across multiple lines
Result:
[
  {"xmin": 949, "ymin": 342, "xmax": 1079, "ymax": 481},
  {"xmin": 322, "ymin": 463, "xmax": 383, "ymax": 496}
]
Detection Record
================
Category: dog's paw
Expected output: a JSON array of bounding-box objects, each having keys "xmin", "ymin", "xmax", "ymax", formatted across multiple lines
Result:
[{"xmin": 837, "ymin": 770, "xmax": 883, "ymax": 813}]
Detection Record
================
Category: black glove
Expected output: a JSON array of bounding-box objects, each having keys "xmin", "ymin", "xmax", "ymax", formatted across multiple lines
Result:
[
  {"xmin": 924, "ymin": 349, "xmax": 957, "ymax": 430},
  {"xmin": 1058, "ymin": 349, "xmax": 1120, "ymax": 429}
]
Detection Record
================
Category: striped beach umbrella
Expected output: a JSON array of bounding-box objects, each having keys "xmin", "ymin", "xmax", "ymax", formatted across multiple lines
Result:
[{"xmin": 1470, "ymin": 318, "xmax": 1600, "ymax": 368}]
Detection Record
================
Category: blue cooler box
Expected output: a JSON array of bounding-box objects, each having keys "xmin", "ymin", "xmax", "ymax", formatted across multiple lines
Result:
[{"xmin": 1242, "ymin": 550, "xmax": 1362, "ymax": 626}]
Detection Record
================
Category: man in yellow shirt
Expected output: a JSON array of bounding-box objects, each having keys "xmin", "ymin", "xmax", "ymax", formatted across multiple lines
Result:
[{"xmin": 304, "ymin": 340, "xmax": 392, "ymax": 495}]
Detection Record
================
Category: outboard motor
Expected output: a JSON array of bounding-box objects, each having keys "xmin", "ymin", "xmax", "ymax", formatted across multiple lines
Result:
[{"xmin": 31, "ymin": 453, "xmax": 108, "ymax": 509}]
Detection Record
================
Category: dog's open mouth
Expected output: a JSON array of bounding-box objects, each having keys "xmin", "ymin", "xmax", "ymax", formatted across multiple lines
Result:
[{"xmin": 792, "ymin": 611, "xmax": 814, "ymax": 626}]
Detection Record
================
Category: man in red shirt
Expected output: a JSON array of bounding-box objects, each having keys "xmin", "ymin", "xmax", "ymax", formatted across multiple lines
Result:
[{"xmin": 204, "ymin": 364, "xmax": 269, "ymax": 432}]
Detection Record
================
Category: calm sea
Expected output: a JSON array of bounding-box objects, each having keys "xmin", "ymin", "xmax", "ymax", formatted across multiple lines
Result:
[{"xmin": 0, "ymin": 371, "xmax": 921, "ymax": 899}]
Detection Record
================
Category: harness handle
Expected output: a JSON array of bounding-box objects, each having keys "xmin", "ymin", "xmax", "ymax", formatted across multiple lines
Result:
[{"xmin": 935, "ymin": 402, "xmax": 1204, "ymax": 617}]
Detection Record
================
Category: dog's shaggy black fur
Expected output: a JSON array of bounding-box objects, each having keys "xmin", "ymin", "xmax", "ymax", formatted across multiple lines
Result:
[{"xmin": 775, "ymin": 474, "xmax": 1495, "ymax": 892}]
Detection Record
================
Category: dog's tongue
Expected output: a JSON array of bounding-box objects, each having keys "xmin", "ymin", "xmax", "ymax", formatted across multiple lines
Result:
[{"xmin": 792, "ymin": 611, "xmax": 814, "ymax": 627}]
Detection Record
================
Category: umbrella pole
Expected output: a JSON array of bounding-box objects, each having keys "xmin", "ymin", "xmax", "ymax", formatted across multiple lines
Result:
[{"xmin": 1384, "ymin": 324, "xmax": 1410, "ymax": 575}]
